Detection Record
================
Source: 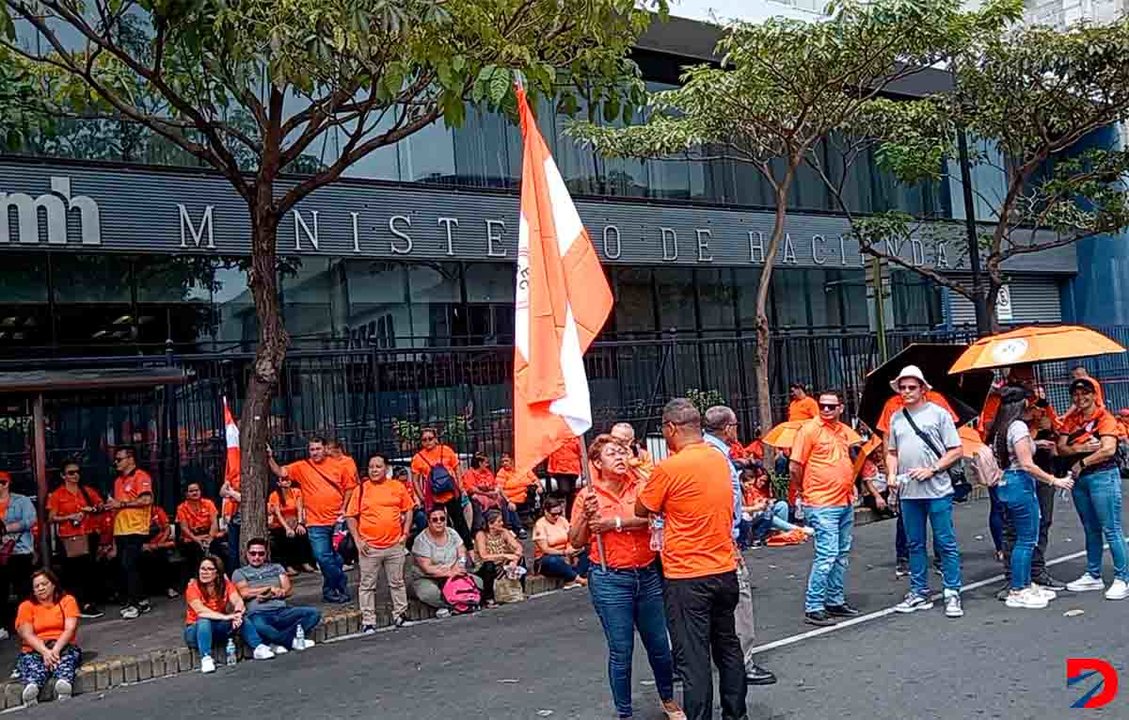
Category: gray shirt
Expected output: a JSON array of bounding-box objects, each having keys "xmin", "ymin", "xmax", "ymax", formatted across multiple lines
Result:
[
  {"xmin": 411, "ymin": 527, "xmax": 462, "ymax": 570},
  {"xmin": 231, "ymin": 563, "xmax": 288, "ymax": 614},
  {"xmin": 887, "ymin": 402, "xmax": 961, "ymax": 500}
]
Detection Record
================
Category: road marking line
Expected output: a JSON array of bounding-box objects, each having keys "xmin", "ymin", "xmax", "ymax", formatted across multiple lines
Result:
[{"xmin": 749, "ymin": 539, "xmax": 1124, "ymax": 656}]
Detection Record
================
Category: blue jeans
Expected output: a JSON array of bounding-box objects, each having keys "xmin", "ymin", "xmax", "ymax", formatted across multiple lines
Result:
[
  {"xmin": 988, "ymin": 487, "xmax": 1005, "ymax": 553},
  {"xmin": 804, "ymin": 505, "xmax": 853, "ymax": 612},
  {"xmin": 901, "ymin": 495, "xmax": 962, "ymax": 596},
  {"xmin": 537, "ymin": 552, "xmax": 590, "ymax": 582},
  {"xmin": 183, "ymin": 618, "xmax": 264, "ymax": 657},
  {"xmin": 307, "ymin": 524, "xmax": 349, "ymax": 600},
  {"xmin": 997, "ymin": 470, "xmax": 1039, "ymax": 590},
  {"xmin": 588, "ymin": 564, "xmax": 675, "ymax": 718},
  {"xmin": 248, "ymin": 606, "xmax": 321, "ymax": 647},
  {"xmin": 1072, "ymin": 466, "xmax": 1129, "ymax": 582}
]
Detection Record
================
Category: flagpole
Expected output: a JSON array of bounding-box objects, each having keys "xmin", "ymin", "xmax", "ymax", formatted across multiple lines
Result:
[{"xmin": 577, "ymin": 436, "xmax": 607, "ymax": 571}]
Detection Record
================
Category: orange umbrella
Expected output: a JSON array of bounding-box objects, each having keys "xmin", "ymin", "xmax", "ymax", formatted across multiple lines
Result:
[
  {"xmin": 762, "ymin": 420, "xmax": 862, "ymax": 449},
  {"xmin": 949, "ymin": 325, "xmax": 1125, "ymax": 374},
  {"xmin": 958, "ymin": 426, "xmax": 987, "ymax": 459}
]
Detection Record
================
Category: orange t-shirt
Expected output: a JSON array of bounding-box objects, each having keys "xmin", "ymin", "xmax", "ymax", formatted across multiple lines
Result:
[
  {"xmin": 221, "ymin": 472, "xmax": 241, "ymax": 521},
  {"xmin": 1059, "ymin": 406, "xmax": 1123, "ymax": 446},
  {"xmin": 184, "ymin": 578, "xmax": 238, "ymax": 625},
  {"xmin": 175, "ymin": 499, "xmax": 218, "ymax": 534},
  {"xmin": 285, "ymin": 458, "xmax": 357, "ymax": 527},
  {"xmin": 980, "ymin": 389, "xmax": 1063, "ymax": 441},
  {"xmin": 47, "ymin": 485, "xmax": 103, "ymax": 537},
  {"xmin": 570, "ymin": 477, "xmax": 655, "ymax": 570},
  {"xmin": 463, "ymin": 467, "xmax": 497, "ymax": 494},
  {"xmin": 411, "ymin": 446, "xmax": 461, "ymax": 504},
  {"xmin": 345, "ymin": 479, "xmax": 414, "ymax": 549},
  {"xmin": 147, "ymin": 506, "xmax": 172, "ymax": 546},
  {"xmin": 547, "ymin": 438, "xmax": 582, "ymax": 475},
  {"xmin": 788, "ymin": 396, "xmax": 820, "ymax": 422},
  {"xmin": 727, "ymin": 441, "xmax": 748, "ymax": 460},
  {"xmin": 745, "ymin": 439, "xmax": 765, "ymax": 461},
  {"xmin": 878, "ymin": 391, "xmax": 959, "ymax": 435},
  {"xmin": 267, "ymin": 487, "xmax": 302, "ymax": 528},
  {"xmin": 532, "ymin": 515, "xmax": 571, "ymax": 560},
  {"xmin": 498, "ymin": 468, "xmax": 538, "ymax": 504},
  {"xmin": 637, "ymin": 442, "xmax": 738, "ymax": 580},
  {"xmin": 742, "ymin": 483, "xmax": 770, "ymax": 509},
  {"xmin": 791, "ymin": 418, "xmax": 856, "ymax": 508},
  {"xmin": 113, "ymin": 469, "xmax": 154, "ymax": 536},
  {"xmin": 15, "ymin": 595, "xmax": 79, "ymax": 652}
]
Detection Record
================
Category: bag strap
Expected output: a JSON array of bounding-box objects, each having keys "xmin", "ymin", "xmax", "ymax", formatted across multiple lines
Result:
[
  {"xmin": 901, "ymin": 408, "xmax": 944, "ymax": 461},
  {"xmin": 79, "ymin": 485, "xmax": 96, "ymax": 508},
  {"xmin": 304, "ymin": 460, "xmax": 344, "ymax": 500}
]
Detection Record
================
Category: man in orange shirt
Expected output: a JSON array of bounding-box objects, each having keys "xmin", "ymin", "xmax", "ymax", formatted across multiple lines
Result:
[
  {"xmin": 787, "ymin": 383, "xmax": 820, "ymax": 422},
  {"xmin": 790, "ymin": 390, "xmax": 860, "ymax": 627},
  {"xmin": 269, "ymin": 435, "xmax": 356, "ymax": 604},
  {"xmin": 636, "ymin": 398, "xmax": 746, "ymax": 720},
  {"xmin": 346, "ymin": 454, "xmax": 414, "ymax": 632},
  {"xmin": 105, "ymin": 446, "xmax": 154, "ymax": 620}
]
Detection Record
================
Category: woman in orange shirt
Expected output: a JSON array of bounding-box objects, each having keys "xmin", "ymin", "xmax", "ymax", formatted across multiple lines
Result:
[
  {"xmin": 532, "ymin": 496, "xmax": 588, "ymax": 588},
  {"xmin": 183, "ymin": 555, "xmax": 274, "ymax": 674},
  {"xmin": 175, "ymin": 483, "xmax": 222, "ymax": 590},
  {"xmin": 14, "ymin": 570, "xmax": 81, "ymax": 706},
  {"xmin": 268, "ymin": 478, "xmax": 315, "ymax": 575},
  {"xmin": 46, "ymin": 461, "xmax": 105, "ymax": 618},
  {"xmin": 466, "ymin": 453, "xmax": 526, "ymax": 539},
  {"xmin": 569, "ymin": 435, "xmax": 684, "ymax": 720}
]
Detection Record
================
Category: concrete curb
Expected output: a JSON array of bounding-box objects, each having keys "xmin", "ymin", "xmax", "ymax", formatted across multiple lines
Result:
[{"xmin": 0, "ymin": 574, "xmax": 567, "ymax": 709}]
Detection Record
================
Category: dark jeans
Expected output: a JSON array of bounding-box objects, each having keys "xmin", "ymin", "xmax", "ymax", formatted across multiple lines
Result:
[
  {"xmin": 115, "ymin": 534, "xmax": 146, "ymax": 607},
  {"xmin": 537, "ymin": 552, "xmax": 590, "ymax": 582},
  {"xmin": 1000, "ymin": 479, "xmax": 1057, "ymax": 580},
  {"xmin": 139, "ymin": 547, "xmax": 178, "ymax": 595},
  {"xmin": 59, "ymin": 552, "xmax": 97, "ymax": 609},
  {"xmin": 307, "ymin": 525, "xmax": 349, "ymax": 601},
  {"xmin": 997, "ymin": 471, "xmax": 1040, "ymax": 590},
  {"xmin": 588, "ymin": 564, "xmax": 675, "ymax": 718},
  {"xmin": 442, "ymin": 497, "xmax": 473, "ymax": 550},
  {"xmin": 0, "ymin": 553, "xmax": 34, "ymax": 629},
  {"xmin": 989, "ymin": 487, "xmax": 1005, "ymax": 553},
  {"xmin": 269, "ymin": 528, "xmax": 315, "ymax": 569},
  {"xmin": 227, "ymin": 519, "xmax": 241, "ymax": 572},
  {"xmin": 664, "ymin": 571, "xmax": 747, "ymax": 720},
  {"xmin": 247, "ymin": 606, "xmax": 321, "ymax": 647}
]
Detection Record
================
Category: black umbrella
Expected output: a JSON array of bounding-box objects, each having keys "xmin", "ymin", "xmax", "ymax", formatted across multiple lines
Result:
[{"xmin": 858, "ymin": 344, "xmax": 994, "ymax": 432}]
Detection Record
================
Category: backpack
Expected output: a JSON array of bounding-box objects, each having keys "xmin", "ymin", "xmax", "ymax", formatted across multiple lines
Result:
[
  {"xmin": 421, "ymin": 455, "xmax": 457, "ymax": 497},
  {"xmin": 442, "ymin": 575, "xmax": 481, "ymax": 614},
  {"xmin": 1116, "ymin": 439, "xmax": 1129, "ymax": 479},
  {"xmin": 968, "ymin": 444, "xmax": 1003, "ymax": 488}
]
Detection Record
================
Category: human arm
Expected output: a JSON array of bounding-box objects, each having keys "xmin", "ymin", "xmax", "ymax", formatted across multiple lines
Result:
[
  {"xmin": 863, "ymin": 477, "xmax": 887, "ymax": 511},
  {"xmin": 178, "ymin": 518, "xmax": 201, "ymax": 545},
  {"xmin": 220, "ymin": 480, "xmax": 242, "ymax": 503},
  {"xmin": 233, "ymin": 573, "xmax": 273, "ymax": 601},
  {"xmin": 1069, "ymin": 435, "xmax": 1118, "ymax": 477},
  {"xmin": 906, "ymin": 445, "xmax": 963, "ymax": 482},
  {"xmin": 267, "ymin": 449, "xmax": 287, "ymax": 478},
  {"xmin": 788, "ymin": 460, "xmax": 804, "ymax": 493},
  {"xmin": 1012, "ymin": 432, "xmax": 1071, "ymax": 489}
]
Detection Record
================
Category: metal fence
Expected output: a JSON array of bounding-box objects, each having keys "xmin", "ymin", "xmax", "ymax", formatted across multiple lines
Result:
[{"xmin": 2, "ymin": 325, "xmax": 1127, "ymax": 511}]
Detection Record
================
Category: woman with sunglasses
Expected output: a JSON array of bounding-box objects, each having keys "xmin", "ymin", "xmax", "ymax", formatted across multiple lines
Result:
[
  {"xmin": 184, "ymin": 555, "xmax": 274, "ymax": 674},
  {"xmin": 533, "ymin": 496, "xmax": 588, "ymax": 588},
  {"xmin": 0, "ymin": 471, "xmax": 37, "ymax": 640},
  {"xmin": 408, "ymin": 506, "xmax": 481, "ymax": 618},
  {"xmin": 46, "ymin": 461, "xmax": 105, "ymax": 618},
  {"xmin": 569, "ymin": 435, "xmax": 685, "ymax": 720}
]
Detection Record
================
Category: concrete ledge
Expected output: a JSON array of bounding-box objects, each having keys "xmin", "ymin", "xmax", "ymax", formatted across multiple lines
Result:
[{"xmin": 0, "ymin": 573, "xmax": 568, "ymax": 709}]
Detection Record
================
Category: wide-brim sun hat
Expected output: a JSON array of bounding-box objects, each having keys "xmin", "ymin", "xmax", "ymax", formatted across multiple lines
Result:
[{"xmin": 890, "ymin": 364, "xmax": 933, "ymax": 393}]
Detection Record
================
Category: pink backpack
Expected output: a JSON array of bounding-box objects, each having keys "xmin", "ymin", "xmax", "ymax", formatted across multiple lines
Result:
[
  {"xmin": 442, "ymin": 575, "xmax": 481, "ymax": 614},
  {"xmin": 969, "ymin": 444, "xmax": 1002, "ymax": 487}
]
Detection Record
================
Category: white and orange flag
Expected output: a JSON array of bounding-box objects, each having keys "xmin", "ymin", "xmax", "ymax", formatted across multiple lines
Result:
[
  {"xmin": 513, "ymin": 85, "xmax": 613, "ymax": 477},
  {"xmin": 221, "ymin": 396, "xmax": 241, "ymax": 519}
]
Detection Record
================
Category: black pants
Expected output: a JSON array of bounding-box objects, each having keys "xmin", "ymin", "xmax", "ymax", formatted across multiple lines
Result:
[
  {"xmin": 59, "ymin": 552, "xmax": 97, "ymax": 609},
  {"xmin": 664, "ymin": 571, "xmax": 747, "ymax": 720},
  {"xmin": 443, "ymin": 497, "xmax": 473, "ymax": 550},
  {"xmin": 139, "ymin": 547, "xmax": 177, "ymax": 595},
  {"xmin": 1002, "ymin": 481, "xmax": 1056, "ymax": 580},
  {"xmin": 270, "ymin": 527, "xmax": 315, "ymax": 569},
  {"xmin": 116, "ymin": 535, "xmax": 146, "ymax": 606},
  {"xmin": 178, "ymin": 539, "xmax": 206, "ymax": 589},
  {"xmin": 0, "ymin": 553, "xmax": 34, "ymax": 629},
  {"xmin": 551, "ymin": 474, "xmax": 579, "ymax": 517}
]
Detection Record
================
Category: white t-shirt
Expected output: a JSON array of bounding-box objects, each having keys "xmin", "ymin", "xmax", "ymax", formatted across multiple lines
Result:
[{"xmin": 1005, "ymin": 420, "xmax": 1032, "ymax": 470}]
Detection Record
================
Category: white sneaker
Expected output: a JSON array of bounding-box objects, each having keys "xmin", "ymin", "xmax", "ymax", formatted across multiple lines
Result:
[
  {"xmin": 291, "ymin": 637, "xmax": 315, "ymax": 651},
  {"xmin": 200, "ymin": 655, "xmax": 216, "ymax": 674},
  {"xmin": 944, "ymin": 591, "xmax": 964, "ymax": 618},
  {"xmin": 252, "ymin": 644, "xmax": 276, "ymax": 661},
  {"xmin": 1105, "ymin": 579, "xmax": 1129, "ymax": 600},
  {"xmin": 54, "ymin": 679, "xmax": 72, "ymax": 700},
  {"xmin": 1005, "ymin": 587, "xmax": 1049, "ymax": 609},
  {"xmin": 1031, "ymin": 583, "xmax": 1057, "ymax": 601},
  {"xmin": 435, "ymin": 608, "xmax": 451, "ymax": 618},
  {"xmin": 1066, "ymin": 573, "xmax": 1106, "ymax": 592},
  {"xmin": 21, "ymin": 683, "xmax": 38, "ymax": 706},
  {"xmin": 271, "ymin": 645, "xmax": 289, "ymax": 655},
  {"xmin": 562, "ymin": 582, "xmax": 581, "ymax": 590},
  {"xmin": 120, "ymin": 605, "xmax": 140, "ymax": 620},
  {"xmin": 0, "ymin": 628, "xmax": 9, "ymax": 641}
]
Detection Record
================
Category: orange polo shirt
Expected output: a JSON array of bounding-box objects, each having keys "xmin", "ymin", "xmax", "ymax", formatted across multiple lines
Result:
[
  {"xmin": 548, "ymin": 438, "xmax": 583, "ymax": 476},
  {"xmin": 637, "ymin": 442, "xmax": 737, "ymax": 580},
  {"xmin": 571, "ymin": 476, "xmax": 655, "ymax": 569},
  {"xmin": 788, "ymin": 396, "xmax": 820, "ymax": 422},
  {"xmin": 113, "ymin": 469, "xmax": 153, "ymax": 536},
  {"xmin": 285, "ymin": 457, "xmax": 357, "ymax": 527},
  {"xmin": 175, "ymin": 499, "xmax": 218, "ymax": 533},
  {"xmin": 411, "ymin": 445, "xmax": 461, "ymax": 504},
  {"xmin": 47, "ymin": 485, "xmax": 103, "ymax": 537},
  {"xmin": 345, "ymin": 479, "xmax": 414, "ymax": 549},
  {"xmin": 498, "ymin": 467, "xmax": 539, "ymax": 504},
  {"xmin": 877, "ymin": 391, "xmax": 959, "ymax": 435},
  {"xmin": 15, "ymin": 595, "xmax": 79, "ymax": 653},
  {"xmin": 791, "ymin": 418, "xmax": 856, "ymax": 508},
  {"xmin": 1059, "ymin": 406, "xmax": 1122, "ymax": 445}
]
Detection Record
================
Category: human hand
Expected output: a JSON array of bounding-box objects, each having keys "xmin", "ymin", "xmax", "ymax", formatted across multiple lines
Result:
[
  {"xmin": 1035, "ymin": 439, "xmax": 1056, "ymax": 451},
  {"xmin": 296, "ymin": 524, "xmax": 307, "ymax": 536},
  {"xmin": 285, "ymin": 527, "xmax": 296, "ymax": 538},
  {"xmin": 1055, "ymin": 475, "xmax": 1075, "ymax": 491},
  {"xmin": 588, "ymin": 517, "xmax": 617, "ymax": 534},
  {"xmin": 874, "ymin": 495, "xmax": 888, "ymax": 512},
  {"xmin": 508, "ymin": 502, "xmax": 517, "ymax": 512},
  {"xmin": 1079, "ymin": 439, "xmax": 1101, "ymax": 454},
  {"xmin": 907, "ymin": 467, "xmax": 935, "ymax": 482},
  {"xmin": 104, "ymin": 498, "xmax": 121, "ymax": 510}
]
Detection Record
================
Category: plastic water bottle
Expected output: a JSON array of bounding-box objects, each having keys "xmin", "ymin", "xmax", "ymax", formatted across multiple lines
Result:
[
  {"xmin": 224, "ymin": 638, "xmax": 237, "ymax": 666},
  {"xmin": 294, "ymin": 623, "xmax": 305, "ymax": 649},
  {"xmin": 649, "ymin": 515, "xmax": 665, "ymax": 551}
]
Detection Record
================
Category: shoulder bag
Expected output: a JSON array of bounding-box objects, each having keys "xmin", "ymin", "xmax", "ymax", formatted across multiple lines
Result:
[{"xmin": 900, "ymin": 409, "xmax": 971, "ymax": 502}]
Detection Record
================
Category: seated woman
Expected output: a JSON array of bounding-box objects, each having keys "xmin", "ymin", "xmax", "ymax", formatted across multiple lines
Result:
[
  {"xmin": 473, "ymin": 509, "xmax": 526, "ymax": 608},
  {"xmin": 268, "ymin": 477, "xmax": 316, "ymax": 575},
  {"xmin": 15, "ymin": 570, "xmax": 82, "ymax": 706},
  {"xmin": 408, "ymin": 506, "xmax": 482, "ymax": 616},
  {"xmin": 738, "ymin": 469, "xmax": 811, "ymax": 548},
  {"xmin": 183, "ymin": 555, "xmax": 275, "ymax": 674},
  {"xmin": 532, "ymin": 496, "xmax": 588, "ymax": 588},
  {"xmin": 464, "ymin": 454, "xmax": 525, "ymax": 538},
  {"xmin": 141, "ymin": 505, "xmax": 180, "ymax": 599},
  {"xmin": 176, "ymin": 482, "xmax": 225, "ymax": 588}
]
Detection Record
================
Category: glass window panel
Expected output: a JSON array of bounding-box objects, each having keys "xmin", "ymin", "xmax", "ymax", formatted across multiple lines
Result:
[
  {"xmin": 612, "ymin": 267, "xmax": 655, "ymax": 336},
  {"xmin": 464, "ymin": 262, "xmax": 515, "ymax": 304},
  {"xmin": 891, "ymin": 270, "xmax": 942, "ymax": 329},
  {"xmin": 397, "ymin": 121, "xmax": 456, "ymax": 183},
  {"xmin": 734, "ymin": 268, "xmax": 762, "ymax": 329},
  {"xmin": 696, "ymin": 269, "xmax": 736, "ymax": 330},
  {"xmin": 52, "ymin": 254, "xmax": 131, "ymax": 303},
  {"xmin": 654, "ymin": 267, "xmax": 696, "ymax": 331},
  {"xmin": 344, "ymin": 260, "xmax": 408, "ymax": 347},
  {"xmin": 452, "ymin": 105, "xmax": 521, "ymax": 189},
  {"xmin": 0, "ymin": 253, "xmax": 48, "ymax": 302},
  {"xmin": 212, "ymin": 260, "xmax": 256, "ymax": 347},
  {"xmin": 772, "ymin": 270, "xmax": 809, "ymax": 329},
  {"xmin": 807, "ymin": 269, "xmax": 832, "ymax": 328},
  {"xmin": 408, "ymin": 262, "xmax": 461, "ymax": 345},
  {"xmin": 280, "ymin": 258, "xmax": 349, "ymax": 339}
]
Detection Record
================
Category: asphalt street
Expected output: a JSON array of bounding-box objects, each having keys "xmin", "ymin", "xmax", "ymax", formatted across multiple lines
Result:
[{"xmin": 24, "ymin": 496, "xmax": 1129, "ymax": 720}]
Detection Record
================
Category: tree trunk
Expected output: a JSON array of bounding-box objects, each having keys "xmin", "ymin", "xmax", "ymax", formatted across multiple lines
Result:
[
  {"xmin": 753, "ymin": 184, "xmax": 792, "ymax": 433},
  {"xmin": 985, "ymin": 262, "xmax": 1003, "ymax": 335},
  {"xmin": 237, "ymin": 195, "xmax": 289, "ymax": 559}
]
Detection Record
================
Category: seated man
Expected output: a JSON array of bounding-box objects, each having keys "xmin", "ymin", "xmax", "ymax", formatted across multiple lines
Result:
[
  {"xmin": 407, "ymin": 506, "xmax": 482, "ymax": 618},
  {"xmin": 232, "ymin": 538, "xmax": 320, "ymax": 653}
]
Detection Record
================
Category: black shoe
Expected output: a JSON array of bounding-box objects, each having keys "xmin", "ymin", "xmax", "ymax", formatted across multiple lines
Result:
[
  {"xmin": 137, "ymin": 600, "xmax": 153, "ymax": 614},
  {"xmin": 895, "ymin": 560, "xmax": 909, "ymax": 578},
  {"xmin": 826, "ymin": 603, "xmax": 861, "ymax": 618},
  {"xmin": 745, "ymin": 663, "xmax": 777, "ymax": 685},
  {"xmin": 1033, "ymin": 573, "xmax": 1067, "ymax": 591},
  {"xmin": 516, "ymin": 529, "xmax": 529, "ymax": 541},
  {"xmin": 995, "ymin": 584, "xmax": 1011, "ymax": 602},
  {"xmin": 804, "ymin": 610, "xmax": 836, "ymax": 627}
]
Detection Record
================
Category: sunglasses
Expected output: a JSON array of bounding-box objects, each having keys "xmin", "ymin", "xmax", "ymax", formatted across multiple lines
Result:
[
  {"xmin": 429, "ymin": 516, "xmax": 447, "ymax": 523},
  {"xmin": 63, "ymin": 470, "xmax": 79, "ymax": 476},
  {"xmin": 247, "ymin": 550, "xmax": 267, "ymax": 557},
  {"xmin": 818, "ymin": 403, "xmax": 839, "ymax": 410},
  {"xmin": 421, "ymin": 436, "xmax": 437, "ymax": 442},
  {"xmin": 897, "ymin": 385, "xmax": 921, "ymax": 392}
]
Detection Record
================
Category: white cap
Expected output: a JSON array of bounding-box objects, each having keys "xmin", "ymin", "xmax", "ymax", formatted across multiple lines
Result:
[{"xmin": 890, "ymin": 365, "xmax": 932, "ymax": 392}]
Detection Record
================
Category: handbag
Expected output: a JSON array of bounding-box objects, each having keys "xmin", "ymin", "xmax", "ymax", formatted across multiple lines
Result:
[
  {"xmin": 900, "ymin": 409, "xmax": 972, "ymax": 501},
  {"xmin": 494, "ymin": 575, "xmax": 525, "ymax": 604}
]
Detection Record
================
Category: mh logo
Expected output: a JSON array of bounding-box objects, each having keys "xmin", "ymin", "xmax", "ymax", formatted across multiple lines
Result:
[
  {"xmin": 0, "ymin": 176, "xmax": 101, "ymax": 245},
  {"xmin": 1067, "ymin": 658, "xmax": 1119, "ymax": 709}
]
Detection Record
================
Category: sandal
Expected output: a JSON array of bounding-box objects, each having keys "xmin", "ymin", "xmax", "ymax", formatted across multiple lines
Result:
[{"xmin": 660, "ymin": 700, "xmax": 687, "ymax": 720}]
